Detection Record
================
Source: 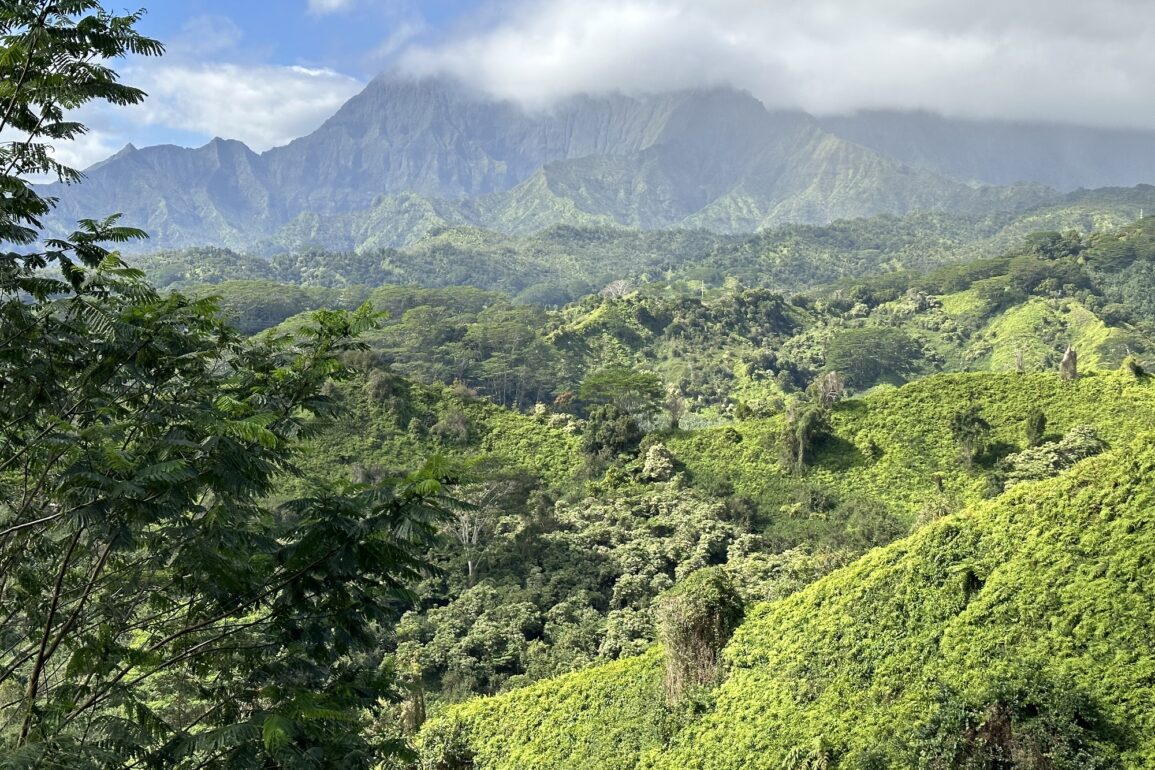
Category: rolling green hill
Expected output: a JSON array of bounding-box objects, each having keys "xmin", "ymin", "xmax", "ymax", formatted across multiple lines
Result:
[
  {"xmin": 417, "ymin": 422, "xmax": 1155, "ymax": 769},
  {"xmin": 125, "ymin": 223, "xmax": 1155, "ymax": 761},
  {"xmin": 130, "ymin": 193, "xmax": 1155, "ymax": 315}
]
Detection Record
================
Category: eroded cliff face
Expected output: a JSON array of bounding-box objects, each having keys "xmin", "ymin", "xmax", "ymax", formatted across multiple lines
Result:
[{"xmin": 39, "ymin": 74, "xmax": 1149, "ymax": 251}]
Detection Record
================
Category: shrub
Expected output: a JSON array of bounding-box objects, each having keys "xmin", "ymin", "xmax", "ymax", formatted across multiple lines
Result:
[
  {"xmin": 1025, "ymin": 408, "xmax": 1047, "ymax": 448},
  {"xmin": 655, "ymin": 567, "xmax": 745, "ymax": 704}
]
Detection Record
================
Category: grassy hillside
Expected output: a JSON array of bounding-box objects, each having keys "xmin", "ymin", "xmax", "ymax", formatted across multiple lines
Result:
[
  {"xmin": 419, "ymin": 426, "xmax": 1155, "ymax": 769},
  {"xmin": 132, "ymin": 224, "xmax": 1155, "ymax": 746},
  {"xmin": 667, "ymin": 369, "xmax": 1155, "ymax": 535}
]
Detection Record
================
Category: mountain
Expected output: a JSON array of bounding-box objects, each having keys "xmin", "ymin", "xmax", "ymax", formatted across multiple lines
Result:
[
  {"xmin": 821, "ymin": 110, "xmax": 1155, "ymax": 190},
  {"xmin": 39, "ymin": 76, "xmax": 1155, "ymax": 251}
]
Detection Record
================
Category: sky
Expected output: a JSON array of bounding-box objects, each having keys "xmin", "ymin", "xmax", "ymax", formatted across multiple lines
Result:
[{"xmin": 53, "ymin": 0, "xmax": 1155, "ymax": 172}]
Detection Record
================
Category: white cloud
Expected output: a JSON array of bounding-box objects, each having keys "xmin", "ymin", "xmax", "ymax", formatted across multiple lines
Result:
[
  {"xmin": 9, "ymin": 10, "xmax": 380, "ymax": 172},
  {"xmin": 2, "ymin": 122, "xmax": 124, "ymax": 181},
  {"xmin": 399, "ymin": 0, "xmax": 1155, "ymax": 129},
  {"xmin": 122, "ymin": 62, "xmax": 363, "ymax": 151},
  {"xmin": 49, "ymin": 129, "xmax": 123, "ymax": 175},
  {"xmin": 308, "ymin": 0, "xmax": 355, "ymax": 15},
  {"xmin": 44, "ymin": 11, "xmax": 369, "ymax": 162},
  {"xmin": 371, "ymin": 19, "xmax": 427, "ymax": 61},
  {"xmin": 167, "ymin": 14, "xmax": 245, "ymax": 58}
]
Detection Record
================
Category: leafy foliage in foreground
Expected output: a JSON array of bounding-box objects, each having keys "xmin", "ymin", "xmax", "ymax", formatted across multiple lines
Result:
[
  {"xmin": 418, "ymin": 433, "xmax": 1155, "ymax": 769},
  {"xmin": 0, "ymin": 3, "xmax": 448, "ymax": 765},
  {"xmin": 0, "ymin": 257, "xmax": 453, "ymax": 766}
]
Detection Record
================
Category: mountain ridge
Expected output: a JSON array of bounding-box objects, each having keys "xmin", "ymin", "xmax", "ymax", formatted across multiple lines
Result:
[{"xmin": 37, "ymin": 75, "xmax": 1155, "ymax": 251}]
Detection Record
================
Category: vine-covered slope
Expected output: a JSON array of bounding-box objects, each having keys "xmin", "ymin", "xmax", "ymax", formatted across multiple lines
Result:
[{"xmin": 419, "ymin": 426, "xmax": 1155, "ymax": 769}]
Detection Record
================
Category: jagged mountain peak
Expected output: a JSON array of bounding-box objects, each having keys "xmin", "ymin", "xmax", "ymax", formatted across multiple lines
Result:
[{"xmin": 35, "ymin": 74, "xmax": 1155, "ymax": 251}]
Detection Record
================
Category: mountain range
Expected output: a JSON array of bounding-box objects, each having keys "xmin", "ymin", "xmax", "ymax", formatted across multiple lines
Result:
[{"xmin": 40, "ymin": 75, "xmax": 1155, "ymax": 251}]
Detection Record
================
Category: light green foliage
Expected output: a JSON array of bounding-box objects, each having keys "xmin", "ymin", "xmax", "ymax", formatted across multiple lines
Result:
[
  {"xmin": 417, "ymin": 651, "xmax": 666, "ymax": 770},
  {"xmin": 968, "ymin": 298, "xmax": 1140, "ymax": 373},
  {"xmin": 108, "ymin": 175, "xmax": 1155, "ymax": 754},
  {"xmin": 641, "ymin": 443, "xmax": 676, "ymax": 482},
  {"xmin": 1002, "ymin": 424, "xmax": 1107, "ymax": 487},
  {"xmin": 653, "ymin": 435, "xmax": 1155, "ymax": 769},
  {"xmin": 667, "ymin": 371, "xmax": 1155, "ymax": 543},
  {"xmin": 423, "ymin": 435, "xmax": 1155, "ymax": 769}
]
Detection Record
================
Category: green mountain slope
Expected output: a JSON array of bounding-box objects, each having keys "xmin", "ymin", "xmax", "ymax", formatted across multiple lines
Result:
[
  {"xmin": 420, "ymin": 424, "xmax": 1155, "ymax": 769},
  {"xmin": 47, "ymin": 77, "xmax": 1155, "ymax": 252},
  {"xmin": 132, "ymin": 228, "xmax": 1155, "ymax": 735},
  {"xmin": 668, "ymin": 370, "xmax": 1155, "ymax": 528}
]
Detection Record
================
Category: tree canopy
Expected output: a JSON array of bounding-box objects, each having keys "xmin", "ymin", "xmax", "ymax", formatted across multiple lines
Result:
[{"xmin": 0, "ymin": 3, "xmax": 450, "ymax": 766}]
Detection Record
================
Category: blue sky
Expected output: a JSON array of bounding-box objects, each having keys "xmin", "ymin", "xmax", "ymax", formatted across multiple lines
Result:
[
  {"xmin": 61, "ymin": 0, "xmax": 488, "ymax": 170},
  {"xmin": 134, "ymin": 1, "xmax": 481, "ymax": 77},
  {"xmin": 53, "ymin": 0, "xmax": 1155, "ymax": 172}
]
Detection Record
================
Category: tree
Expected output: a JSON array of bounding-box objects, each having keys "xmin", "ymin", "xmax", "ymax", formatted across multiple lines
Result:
[
  {"xmin": 1059, "ymin": 345, "xmax": 1078, "ymax": 381},
  {"xmin": 809, "ymin": 370, "xmax": 845, "ymax": 408},
  {"xmin": 779, "ymin": 396, "xmax": 832, "ymax": 474},
  {"xmin": 950, "ymin": 404, "xmax": 991, "ymax": 467},
  {"xmin": 445, "ymin": 478, "xmax": 520, "ymax": 587},
  {"xmin": 0, "ymin": 4, "xmax": 450, "ymax": 765},
  {"xmin": 823, "ymin": 327, "xmax": 922, "ymax": 390},
  {"xmin": 1002, "ymin": 425, "xmax": 1107, "ymax": 488},
  {"xmin": 1, "ymin": 2, "xmax": 164, "ymax": 252},
  {"xmin": 578, "ymin": 366, "xmax": 664, "ymax": 417},
  {"xmin": 641, "ymin": 442, "xmax": 676, "ymax": 482},
  {"xmin": 655, "ymin": 567, "xmax": 744, "ymax": 703},
  {"xmin": 581, "ymin": 403, "xmax": 644, "ymax": 458},
  {"xmin": 664, "ymin": 386, "xmax": 686, "ymax": 431},
  {"xmin": 1025, "ymin": 408, "xmax": 1047, "ymax": 448}
]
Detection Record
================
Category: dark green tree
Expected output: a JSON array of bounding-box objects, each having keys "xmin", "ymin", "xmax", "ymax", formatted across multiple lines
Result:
[
  {"xmin": 1025, "ymin": 408, "xmax": 1047, "ymax": 448},
  {"xmin": 0, "ymin": 4, "xmax": 450, "ymax": 766},
  {"xmin": 578, "ymin": 366, "xmax": 664, "ymax": 417},
  {"xmin": 581, "ymin": 404, "xmax": 644, "ymax": 458},
  {"xmin": 823, "ymin": 327, "xmax": 922, "ymax": 390},
  {"xmin": 950, "ymin": 404, "xmax": 992, "ymax": 467}
]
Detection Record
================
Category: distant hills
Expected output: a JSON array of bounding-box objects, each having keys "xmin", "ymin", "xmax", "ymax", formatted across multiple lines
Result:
[{"xmin": 40, "ymin": 75, "xmax": 1155, "ymax": 251}]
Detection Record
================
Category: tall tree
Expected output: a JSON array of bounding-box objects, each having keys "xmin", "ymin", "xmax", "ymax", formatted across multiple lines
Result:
[
  {"xmin": 0, "ymin": 4, "xmax": 450, "ymax": 766},
  {"xmin": 578, "ymin": 366, "xmax": 664, "ymax": 417},
  {"xmin": 950, "ymin": 404, "xmax": 991, "ymax": 467}
]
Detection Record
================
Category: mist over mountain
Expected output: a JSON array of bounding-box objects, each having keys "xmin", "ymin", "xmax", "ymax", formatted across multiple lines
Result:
[
  {"xmin": 820, "ymin": 110, "xmax": 1155, "ymax": 190},
  {"xmin": 39, "ymin": 75, "xmax": 1155, "ymax": 251}
]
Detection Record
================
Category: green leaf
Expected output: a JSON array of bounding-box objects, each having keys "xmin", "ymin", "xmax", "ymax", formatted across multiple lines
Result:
[{"xmin": 261, "ymin": 714, "xmax": 295, "ymax": 751}]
